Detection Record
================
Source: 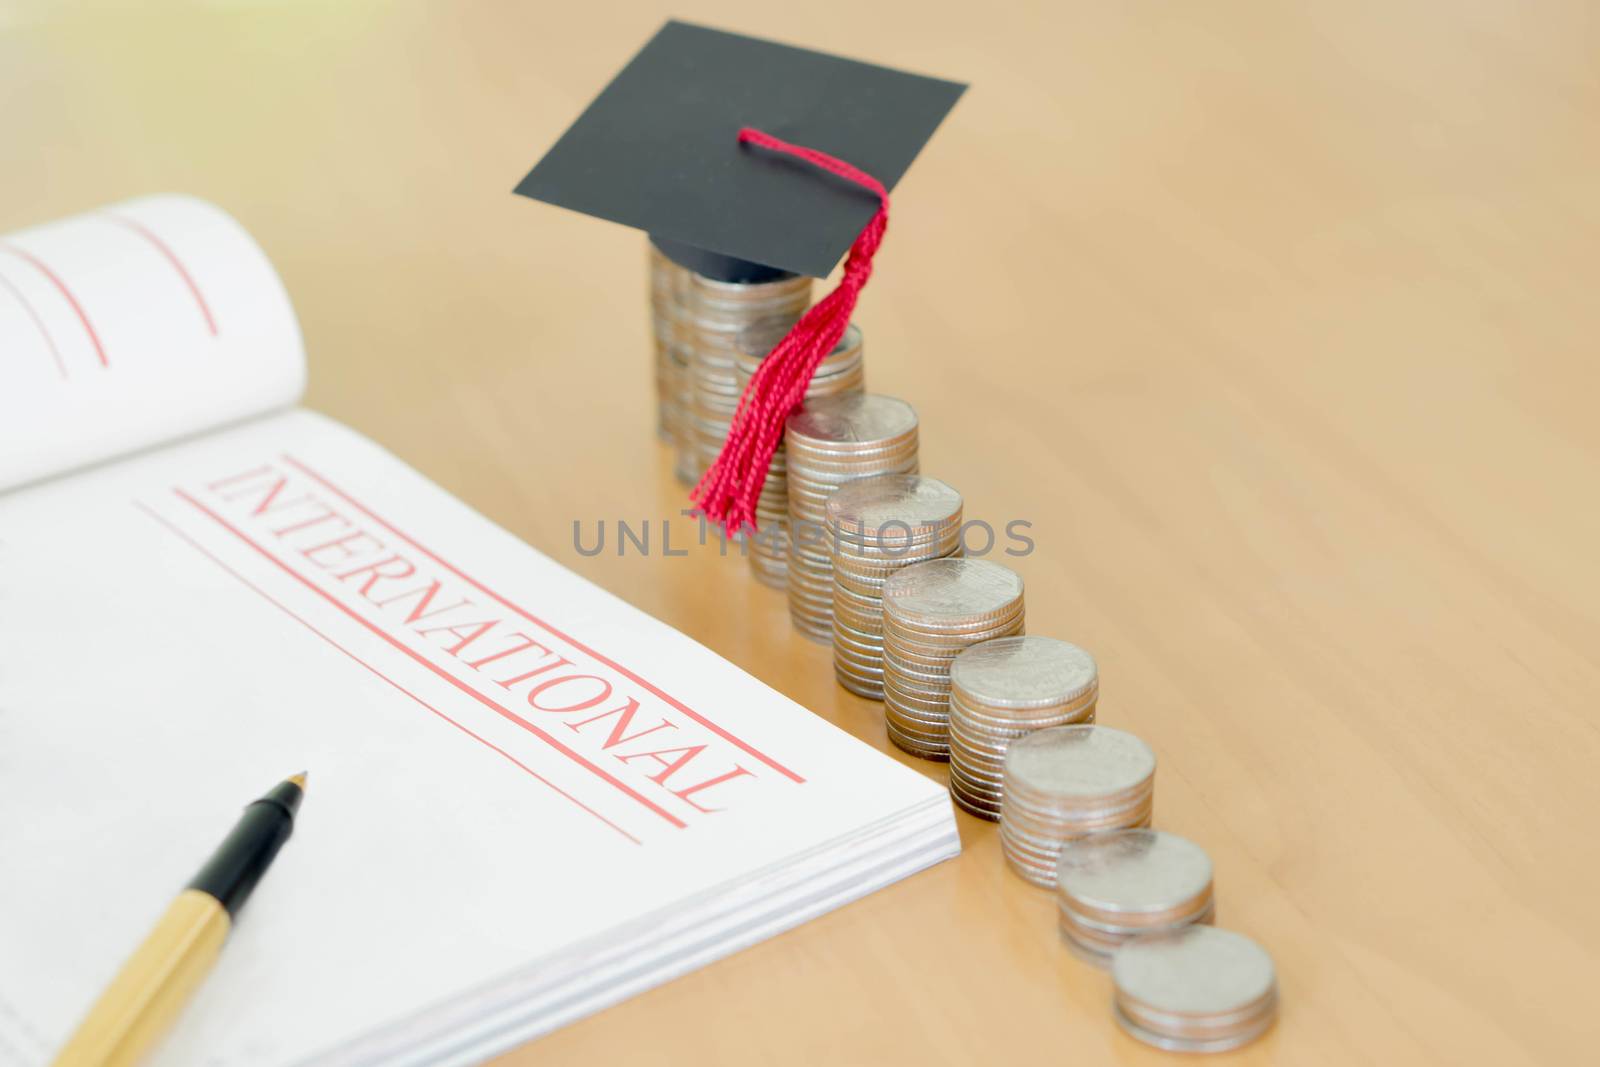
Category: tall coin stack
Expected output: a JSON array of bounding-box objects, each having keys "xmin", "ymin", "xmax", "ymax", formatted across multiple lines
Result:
[
  {"xmin": 826, "ymin": 474, "xmax": 964, "ymax": 699},
  {"xmin": 683, "ymin": 273, "xmax": 812, "ymax": 486},
  {"xmin": 1055, "ymin": 829, "xmax": 1215, "ymax": 962},
  {"xmin": 946, "ymin": 636, "xmax": 1098, "ymax": 820},
  {"xmin": 999, "ymin": 724, "xmax": 1155, "ymax": 887},
  {"xmin": 784, "ymin": 394, "xmax": 920, "ymax": 640},
  {"xmin": 880, "ymin": 558, "xmax": 1025, "ymax": 760},
  {"xmin": 648, "ymin": 246, "xmax": 693, "ymax": 469},
  {"xmin": 1111, "ymin": 927, "xmax": 1278, "ymax": 1052},
  {"xmin": 735, "ymin": 324, "xmax": 866, "ymax": 588}
]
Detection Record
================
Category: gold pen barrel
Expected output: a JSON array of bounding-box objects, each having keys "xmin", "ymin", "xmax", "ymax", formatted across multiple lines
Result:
[{"xmin": 52, "ymin": 889, "xmax": 231, "ymax": 1067}]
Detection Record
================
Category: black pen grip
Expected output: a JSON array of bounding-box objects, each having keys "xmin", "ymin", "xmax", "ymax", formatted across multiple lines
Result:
[{"xmin": 186, "ymin": 779, "xmax": 301, "ymax": 917}]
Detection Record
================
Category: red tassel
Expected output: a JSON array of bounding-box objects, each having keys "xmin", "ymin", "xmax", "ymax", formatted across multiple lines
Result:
[{"xmin": 690, "ymin": 127, "xmax": 891, "ymax": 535}]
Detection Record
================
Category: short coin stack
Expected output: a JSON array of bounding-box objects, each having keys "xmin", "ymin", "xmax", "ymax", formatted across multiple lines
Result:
[
  {"xmin": 1111, "ymin": 926, "xmax": 1278, "ymax": 1052},
  {"xmin": 1055, "ymin": 829, "xmax": 1214, "ymax": 962},
  {"xmin": 946, "ymin": 636, "xmax": 1098, "ymax": 820},
  {"xmin": 826, "ymin": 474, "xmax": 963, "ymax": 699},
  {"xmin": 999, "ymin": 724, "xmax": 1155, "ymax": 887},
  {"xmin": 647, "ymin": 247, "xmax": 693, "ymax": 468},
  {"xmin": 736, "ymin": 324, "xmax": 866, "ymax": 588},
  {"xmin": 785, "ymin": 394, "xmax": 920, "ymax": 640},
  {"xmin": 684, "ymin": 272, "xmax": 812, "ymax": 484},
  {"xmin": 880, "ymin": 558, "xmax": 1025, "ymax": 759}
]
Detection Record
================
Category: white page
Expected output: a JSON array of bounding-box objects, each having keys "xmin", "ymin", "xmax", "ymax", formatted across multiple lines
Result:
[
  {"xmin": 0, "ymin": 195, "xmax": 304, "ymax": 491},
  {"xmin": 0, "ymin": 409, "xmax": 956, "ymax": 1066}
]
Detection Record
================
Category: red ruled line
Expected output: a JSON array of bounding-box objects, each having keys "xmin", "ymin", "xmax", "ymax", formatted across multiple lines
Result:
[
  {"xmin": 0, "ymin": 266, "xmax": 66, "ymax": 378},
  {"xmin": 280, "ymin": 453, "xmax": 807, "ymax": 785},
  {"xmin": 172, "ymin": 487, "xmax": 687, "ymax": 830},
  {"xmin": 137, "ymin": 500, "xmax": 641, "ymax": 845},
  {"xmin": 104, "ymin": 213, "xmax": 218, "ymax": 336},
  {"xmin": 0, "ymin": 241, "xmax": 107, "ymax": 367}
]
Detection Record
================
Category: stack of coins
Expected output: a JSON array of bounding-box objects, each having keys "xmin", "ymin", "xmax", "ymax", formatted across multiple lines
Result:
[
  {"xmin": 1111, "ymin": 926, "xmax": 1278, "ymax": 1052},
  {"xmin": 785, "ymin": 394, "xmax": 920, "ymax": 640},
  {"xmin": 999, "ymin": 724, "xmax": 1155, "ymax": 887},
  {"xmin": 1055, "ymin": 830, "xmax": 1215, "ymax": 962},
  {"xmin": 946, "ymin": 637, "xmax": 1098, "ymax": 820},
  {"xmin": 880, "ymin": 559, "xmax": 1025, "ymax": 759},
  {"xmin": 736, "ymin": 324, "xmax": 866, "ymax": 588},
  {"xmin": 683, "ymin": 273, "xmax": 812, "ymax": 485},
  {"xmin": 647, "ymin": 246, "xmax": 693, "ymax": 470},
  {"xmin": 826, "ymin": 474, "xmax": 964, "ymax": 698}
]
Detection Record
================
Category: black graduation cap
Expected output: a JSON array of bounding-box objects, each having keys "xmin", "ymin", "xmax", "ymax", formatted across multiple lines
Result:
[{"xmin": 513, "ymin": 20, "xmax": 966, "ymax": 282}]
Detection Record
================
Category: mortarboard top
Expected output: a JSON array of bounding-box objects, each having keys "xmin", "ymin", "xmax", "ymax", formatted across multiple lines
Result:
[{"xmin": 514, "ymin": 20, "xmax": 967, "ymax": 283}]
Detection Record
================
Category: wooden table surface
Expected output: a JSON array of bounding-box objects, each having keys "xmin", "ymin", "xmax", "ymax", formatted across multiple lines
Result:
[{"xmin": 6, "ymin": 2, "xmax": 1598, "ymax": 1063}]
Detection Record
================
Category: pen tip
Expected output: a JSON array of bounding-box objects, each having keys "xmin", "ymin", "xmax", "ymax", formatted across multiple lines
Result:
[{"xmin": 288, "ymin": 771, "xmax": 308, "ymax": 789}]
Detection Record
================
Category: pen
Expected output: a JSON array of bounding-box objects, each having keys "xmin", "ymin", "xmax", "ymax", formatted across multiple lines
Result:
[{"xmin": 52, "ymin": 773, "xmax": 308, "ymax": 1067}]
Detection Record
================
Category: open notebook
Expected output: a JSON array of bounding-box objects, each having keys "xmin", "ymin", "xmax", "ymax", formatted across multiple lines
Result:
[{"xmin": 0, "ymin": 196, "xmax": 959, "ymax": 1066}]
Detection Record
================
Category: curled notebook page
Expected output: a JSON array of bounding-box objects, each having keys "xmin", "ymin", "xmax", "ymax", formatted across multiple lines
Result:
[{"xmin": 0, "ymin": 195, "xmax": 304, "ymax": 490}]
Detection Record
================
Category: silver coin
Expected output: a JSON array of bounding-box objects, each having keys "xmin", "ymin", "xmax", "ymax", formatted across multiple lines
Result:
[
  {"xmin": 689, "ymin": 271, "xmax": 811, "ymax": 310},
  {"xmin": 951, "ymin": 788, "xmax": 1002, "ymax": 822},
  {"xmin": 1111, "ymin": 1001, "xmax": 1275, "ymax": 1055},
  {"xmin": 833, "ymin": 650, "xmax": 885, "ymax": 676},
  {"xmin": 884, "ymin": 724, "xmax": 949, "ymax": 761},
  {"xmin": 885, "ymin": 607, "xmax": 1026, "ymax": 640},
  {"xmin": 883, "ymin": 711, "xmax": 951, "ymax": 741},
  {"xmin": 882, "ymin": 694, "xmax": 951, "ymax": 723},
  {"xmin": 949, "ymin": 772, "xmax": 1002, "ymax": 803},
  {"xmin": 884, "ymin": 709, "xmax": 949, "ymax": 736},
  {"xmin": 880, "ymin": 654, "xmax": 957, "ymax": 686},
  {"xmin": 1000, "ymin": 844, "xmax": 1061, "ymax": 888},
  {"xmin": 835, "ymin": 670, "xmax": 885, "ymax": 695},
  {"xmin": 739, "ymin": 320, "xmax": 862, "ymax": 364},
  {"xmin": 832, "ymin": 522, "xmax": 960, "ymax": 550},
  {"xmin": 882, "ymin": 558, "xmax": 1024, "ymax": 622},
  {"xmin": 833, "ymin": 653, "xmax": 885, "ymax": 679},
  {"xmin": 998, "ymin": 802, "xmax": 1152, "ymax": 852},
  {"xmin": 946, "ymin": 738, "xmax": 1014, "ymax": 772},
  {"xmin": 999, "ymin": 822, "xmax": 1074, "ymax": 864},
  {"xmin": 831, "ymin": 612, "xmax": 886, "ymax": 642},
  {"xmin": 832, "ymin": 582, "xmax": 883, "ymax": 611},
  {"xmin": 831, "ymin": 626, "xmax": 885, "ymax": 657},
  {"xmin": 950, "ymin": 636, "xmax": 1098, "ymax": 710},
  {"xmin": 1111, "ymin": 926, "xmax": 1278, "ymax": 1053},
  {"xmin": 831, "ymin": 608, "xmax": 884, "ymax": 635},
  {"xmin": 787, "ymin": 463, "xmax": 920, "ymax": 495},
  {"xmin": 1061, "ymin": 897, "xmax": 1216, "ymax": 949},
  {"xmin": 1003, "ymin": 776, "xmax": 1155, "ymax": 818},
  {"xmin": 951, "ymin": 696, "xmax": 1096, "ymax": 733},
  {"xmin": 833, "ymin": 552, "xmax": 960, "ymax": 589},
  {"xmin": 949, "ymin": 754, "xmax": 1008, "ymax": 785},
  {"xmin": 951, "ymin": 708, "xmax": 1094, "ymax": 745},
  {"xmin": 832, "ymin": 625, "xmax": 885, "ymax": 653},
  {"xmin": 949, "ymin": 773, "xmax": 1001, "ymax": 805},
  {"xmin": 1003, "ymin": 725, "xmax": 1155, "ymax": 800},
  {"xmin": 788, "ymin": 441, "xmax": 883, "ymax": 463},
  {"xmin": 947, "ymin": 755, "xmax": 998, "ymax": 790},
  {"xmin": 1055, "ymin": 830, "xmax": 1213, "ymax": 920},
  {"xmin": 786, "ymin": 452, "xmax": 921, "ymax": 478},
  {"xmin": 1003, "ymin": 803, "xmax": 1155, "ymax": 848},
  {"xmin": 785, "ymin": 393, "xmax": 919, "ymax": 446},
  {"xmin": 1005, "ymin": 803, "xmax": 1157, "ymax": 844},
  {"xmin": 1060, "ymin": 899, "xmax": 1217, "ymax": 966},
  {"xmin": 948, "ymin": 759, "xmax": 1005, "ymax": 797},
  {"xmin": 825, "ymin": 474, "xmax": 963, "ymax": 535},
  {"xmin": 882, "ymin": 683, "xmax": 954, "ymax": 713},
  {"xmin": 882, "ymin": 703, "xmax": 952, "ymax": 732},
  {"xmin": 884, "ymin": 617, "xmax": 1027, "ymax": 647}
]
